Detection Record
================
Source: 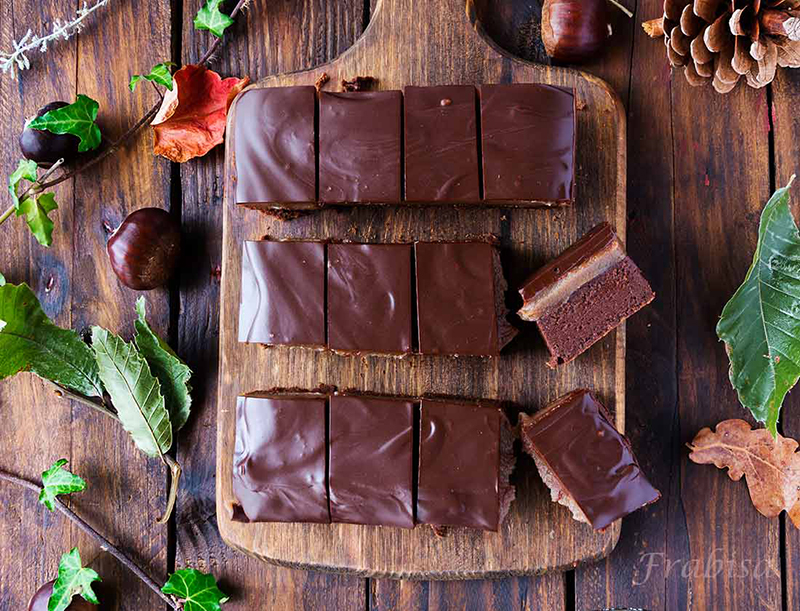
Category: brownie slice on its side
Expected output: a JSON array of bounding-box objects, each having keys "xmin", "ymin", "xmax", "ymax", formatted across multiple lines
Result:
[
  {"xmin": 520, "ymin": 389, "xmax": 660, "ymax": 531},
  {"xmin": 231, "ymin": 393, "xmax": 330, "ymax": 524},
  {"xmin": 517, "ymin": 223, "xmax": 654, "ymax": 367},
  {"xmin": 415, "ymin": 242, "xmax": 519, "ymax": 356},
  {"xmin": 417, "ymin": 399, "xmax": 516, "ymax": 532}
]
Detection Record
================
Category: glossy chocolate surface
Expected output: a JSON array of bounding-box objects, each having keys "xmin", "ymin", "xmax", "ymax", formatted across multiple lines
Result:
[
  {"xmin": 327, "ymin": 244, "xmax": 413, "ymax": 354},
  {"xmin": 417, "ymin": 399, "xmax": 502, "ymax": 531},
  {"xmin": 232, "ymin": 395, "xmax": 330, "ymax": 523},
  {"xmin": 415, "ymin": 242, "xmax": 499, "ymax": 355},
  {"xmin": 521, "ymin": 390, "xmax": 660, "ymax": 530},
  {"xmin": 404, "ymin": 85, "xmax": 480, "ymax": 202},
  {"xmin": 234, "ymin": 87, "xmax": 316, "ymax": 204},
  {"xmin": 519, "ymin": 222, "xmax": 618, "ymax": 305},
  {"xmin": 238, "ymin": 240, "xmax": 325, "ymax": 346},
  {"xmin": 480, "ymin": 84, "xmax": 575, "ymax": 202},
  {"xmin": 329, "ymin": 395, "xmax": 415, "ymax": 527},
  {"xmin": 319, "ymin": 91, "xmax": 402, "ymax": 203}
]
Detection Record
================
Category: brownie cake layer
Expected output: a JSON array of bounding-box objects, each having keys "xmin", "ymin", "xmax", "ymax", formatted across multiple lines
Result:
[
  {"xmin": 519, "ymin": 389, "xmax": 660, "ymax": 531},
  {"xmin": 517, "ymin": 223, "xmax": 654, "ymax": 367}
]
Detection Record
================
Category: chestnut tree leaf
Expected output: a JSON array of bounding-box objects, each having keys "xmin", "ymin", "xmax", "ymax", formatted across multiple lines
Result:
[
  {"xmin": 17, "ymin": 192, "xmax": 58, "ymax": 247},
  {"xmin": 688, "ymin": 419, "xmax": 800, "ymax": 527},
  {"xmin": 134, "ymin": 297, "xmax": 192, "ymax": 432},
  {"xmin": 717, "ymin": 177, "xmax": 800, "ymax": 437},
  {"xmin": 162, "ymin": 568, "xmax": 229, "ymax": 611},
  {"xmin": 8, "ymin": 158, "xmax": 38, "ymax": 210},
  {"xmin": 130, "ymin": 62, "xmax": 176, "ymax": 92},
  {"xmin": 0, "ymin": 282, "xmax": 104, "ymax": 398},
  {"xmin": 193, "ymin": 0, "xmax": 235, "ymax": 38},
  {"xmin": 27, "ymin": 94, "xmax": 101, "ymax": 153},
  {"xmin": 39, "ymin": 459, "xmax": 86, "ymax": 511},
  {"xmin": 0, "ymin": 273, "xmax": 5, "ymax": 286},
  {"xmin": 91, "ymin": 326, "xmax": 173, "ymax": 458},
  {"xmin": 48, "ymin": 548, "xmax": 101, "ymax": 611}
]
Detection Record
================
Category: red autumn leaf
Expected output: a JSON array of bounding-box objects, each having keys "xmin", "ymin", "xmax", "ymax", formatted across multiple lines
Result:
[{"xmin": 151, "ymin": 64, "xmax": 249, "ymax": 163}]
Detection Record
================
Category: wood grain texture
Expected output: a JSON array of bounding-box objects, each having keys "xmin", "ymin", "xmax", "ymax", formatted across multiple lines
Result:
[
  {"xmin": 0, "ymin": 1, "xmax": 79, "ymax": 608},
  {"xmin": 217, "ymin": 0, "xmax": 626, "ymax": 579},
  {"xmin": 771, "ymin": 65, "xmax": 800, "ymax": 611},
  {"xmin": 175, "ymin": 0, "xmax": 368, "ymax": 608}
]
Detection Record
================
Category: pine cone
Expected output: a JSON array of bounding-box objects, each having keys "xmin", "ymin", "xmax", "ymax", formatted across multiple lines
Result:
[{"xmin": 654, "ymin": 0, "xmax": 800, "ymax": 93}]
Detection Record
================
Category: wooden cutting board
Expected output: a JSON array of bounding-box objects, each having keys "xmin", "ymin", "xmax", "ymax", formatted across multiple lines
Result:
[{"xmin": 216, "ymin": 0, "xmax": 626, "ymax": 580}]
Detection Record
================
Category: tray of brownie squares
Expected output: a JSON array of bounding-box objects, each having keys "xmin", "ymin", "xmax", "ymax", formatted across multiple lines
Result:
[{"xmin": 218, "ymin": 76, "xmax": 659, "ymax": 575}]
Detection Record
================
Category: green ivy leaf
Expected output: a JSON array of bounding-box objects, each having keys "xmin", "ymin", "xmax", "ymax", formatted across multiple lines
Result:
[
  {"xmin": 27, "ymin": 95, "xmax": 101, "ymax": 153},
  {"xmin": 134, "ymin": 297, "xmax": 192, "ymax": 432},
  {"xmin": 130, "ymin": 62, "xmax": 176, "ymax": 91},
  {"xmin": 91, "ymin": 326, "xmax": 173, "ymax": 458},
  {"xmin": 718, "ymin": 177, "xmax": 800, "ymax": 437},
  {"xmin": 48, "ymin": 548, "xmax": 100, "ymax": 611},
  {"xmin": 194, "ymin": 0, "xmax": 235, "ymax": 38},
  {"xmin": 162, "ymin": 569, "xmax": 228, "ymax": 611},
  {"xmin": 39, "ymin": 459, "xmax": 86, "ymax": 511},
  {"xmin": 17, "ymin": 192, "xmax": 58, "ymax": 247},
  {"xmin": 8, "ymin": 159, "xmax": 38, "ymax": 210},
  {"xmin": 0, "ymin": 282, "xmax": 104, "ymax": 397}
]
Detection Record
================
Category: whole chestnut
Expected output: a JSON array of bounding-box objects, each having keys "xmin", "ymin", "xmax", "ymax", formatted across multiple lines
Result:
[
  {"xmin": 28, "ymin": 580, "xmax": 96, "ymax": 611},
  {"xmin": 541, "ymin": 0, "xmax": 612, "ymax": 64},
  {"xmin": 19, "ymin": 102, "xmax": 81, "ymax": 168},
  {"xmin": 107, "ymin": 208, "xmax": 181, "ymax": 291}
]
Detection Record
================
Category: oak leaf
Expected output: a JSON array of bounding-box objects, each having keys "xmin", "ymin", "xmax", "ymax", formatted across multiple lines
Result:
[
  {"xmin": 151, "ymin": 64, "xmax": 248, "ymax": 163},
  {"xmin": 688, "ymin": 419, "xmax": 800, "ymax": 527}
]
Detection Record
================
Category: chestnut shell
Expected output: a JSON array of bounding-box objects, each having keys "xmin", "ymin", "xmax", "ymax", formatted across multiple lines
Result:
[
  {"xmin": 19, "ymin": 101, "xmax": 81, "ymax": 168},
  {"xmin": 541, "ymin": 0, "xmax": 611, "ymax": 64},
  {"xmin": 28, "ymin": 580, "xmax": 96, "ymax": 611},
  {"xmin": 107, "ymin": 208, "xmax": 181, "ymax": 291}
]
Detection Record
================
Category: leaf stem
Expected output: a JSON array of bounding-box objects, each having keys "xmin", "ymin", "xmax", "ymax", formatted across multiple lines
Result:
[
  {"xmin": 0, "ymin": 468, "xmax": 180, "ymax": 610},
  {"xmin": 0, "ymin": 205, "xmax": 13, "ymax": 225},
  {"xmin": 158, "ymin": 455, "xmax": 182, "ymax": 525},
  {"xmin": 44, "ymin": 379, "xmax": 118, "ymax": 422},
  {"xmin": 607, "ymin": 0, "xmax": 634, "ymax": 18}
]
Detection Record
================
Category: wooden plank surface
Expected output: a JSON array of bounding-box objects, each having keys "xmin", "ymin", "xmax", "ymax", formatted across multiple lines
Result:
[
  {"xmin": 2, "ymin": 0, "xmax": 798, "ymax": 608},
  {"xmin": 216, "ymin": 0, "xmax": 626, "ymax": 580}
]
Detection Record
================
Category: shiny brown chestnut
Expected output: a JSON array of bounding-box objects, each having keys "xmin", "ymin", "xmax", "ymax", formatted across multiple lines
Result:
[
  {"xmin": 28, "ymin": 580, "xmax": 96, "ymax": 611},
  {"xmin": 541, "ymin": 0, "xmax": 612, "ymax": 64},
  {"xmin": 107, "ymin": 208, "xmax": 181, "ymax": 291},
  {"xmin": 19, "ymin": 102, "xmax": 82, "ymax": 168}
]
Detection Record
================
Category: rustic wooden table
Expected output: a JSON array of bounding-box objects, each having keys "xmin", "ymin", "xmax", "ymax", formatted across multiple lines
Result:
[{"xmin": 0, "ymin": 0, "xmax": 796, "ymax": 609}]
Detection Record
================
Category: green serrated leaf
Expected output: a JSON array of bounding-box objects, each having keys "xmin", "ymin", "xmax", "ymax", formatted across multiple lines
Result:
[
  {"xmin": 38, "ymin": 459, "xmax": 86, "ymax": 511},
  {"xmin": 718, "ymin": 177, "xmax": 800, "ymax": 437},
  {"xmin": 194, "ymin": 0, "xmax": 235, "ymax": 38},
  {"xmin": 130, "ymin": 62, "xmax": 176, "ymax": 92},
  {"xmin": 162, "ymin": 568, "xmax": 228, "ymax": 611},
  {"xmin": 0, "ymin": 283, "xmax": 103, "ymax": 397},
  {"xmin": 8, "ymin": 159, "xmax": 38, "ymax": 210},
  {"xmin": 16, "ymin": 192, "xmax": 58, "ymax": 247},
  {"xmin": 48, "ymin": 548, "xmax": 101, "ymax": 611},
  {"xmin": 27, "ymin": 95, "xmax": 101, "ymax": 153},
  {"xmin": 134, "ymin": 297, "xmax": 192, "ymax": 432},
  {"xmin": 91, "ymin": 326, "xmax": 173, "ymax": 458}
]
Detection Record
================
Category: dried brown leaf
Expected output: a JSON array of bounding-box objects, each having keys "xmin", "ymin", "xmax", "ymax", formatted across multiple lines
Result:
[{"xmin": 688, "ymin": 419, "xmax": 800, "ymax": 527}]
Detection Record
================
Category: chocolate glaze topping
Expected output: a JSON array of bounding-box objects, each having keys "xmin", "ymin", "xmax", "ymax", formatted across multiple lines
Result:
[
  {"xmin": 327, "ymin": 244, "xmax": 413, "ymax": 354},
  {"xmin": 521, "ymin": 390, "xmax": 660, "ymax": 530},
  {"xmin": 417, "ymin": 399, "xmax": 502, "ymax": 531},
  {"xmin": 480, "ymin": 84, "xmax": 575, "ymax": 203},
  {"xmin": 404, "ymin": 85, "xmax": 480, "ymax": 202},
  {"xmin": 233, "ymin": 87, "xmax": 316, "ymax": 204},
  {"xmin": 519, "ymin": 222, "xmax": 619, "ymax": 307},
  {"xmin": 238, "ymin": 240, "xmax": 325, "ymax": 346},
  {"xmin": 319, "ymin": 91, "xmax": 402, "ymax": 203},
  {"xmin": 232, "ymin": 395, "xmax": 330, "ymax": 523},
  {"xmin": 415, "ymin": 242, "xmax": 501, "ymax": 355},
  {"xmin": 329, "ymin": 395, "xmax": 415, "ymax": 528}
]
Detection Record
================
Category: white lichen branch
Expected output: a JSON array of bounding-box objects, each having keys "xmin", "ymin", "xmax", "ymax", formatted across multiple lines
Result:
[{"xmin": 0, "ymin": 0, "xmax": 110, "ymax": 78}]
